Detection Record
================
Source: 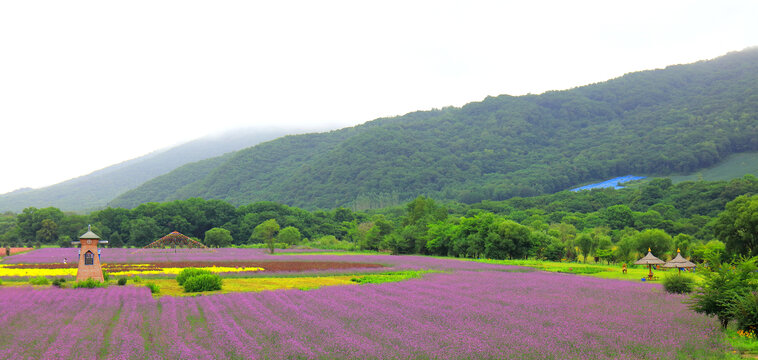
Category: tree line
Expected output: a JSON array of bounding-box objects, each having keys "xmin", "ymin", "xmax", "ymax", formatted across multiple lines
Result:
[{"xmin": 1, "ymin": 176, "xmax": 756, "ymax": 265}]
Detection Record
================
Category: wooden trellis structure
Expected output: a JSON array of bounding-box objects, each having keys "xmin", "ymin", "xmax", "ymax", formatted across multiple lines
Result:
[{"xmin": 141, "ymin": 231, "xmax": 210, "ymax": 250}]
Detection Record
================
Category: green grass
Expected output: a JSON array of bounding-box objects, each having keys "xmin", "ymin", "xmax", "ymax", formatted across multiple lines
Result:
[
  {"xmin": 274, "ymin": 250, "xmax": 384, "ymax": 256},
  {"xmin": 668, "ymin": 152, "xmax": 758, "ymax": 183},
  {"xmin": 471, "ymin": 258, "xmax": 703, "ymax": 283},
  {"xmin": 350, "ymin": 270, "xmax": 431, "ymax": 284},
  {"xmin": 724, "ymin": 328, "xmax": 758, "ymax": 358},
  {"xmin": 137, "ymin": 270, "xmax": 431, "ymax": 297}
]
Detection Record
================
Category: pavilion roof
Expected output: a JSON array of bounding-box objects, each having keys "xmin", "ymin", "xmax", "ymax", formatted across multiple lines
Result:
[
  {"xmin": 634, "ymin": 250, "xmax": 665, "ymax": 265},
  {"xmin": 663, "ymin": 250, "xmax": 696, "ymax": 268}
]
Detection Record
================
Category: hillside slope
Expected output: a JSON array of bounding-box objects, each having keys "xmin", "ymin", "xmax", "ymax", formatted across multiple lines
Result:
[
  {"xmin": 110, "ymin": 48, "xmax": 758, "ymax": 210},
  {"xmin": 0, "ymin": 128, "xmax": 299, "ymax": 212}
]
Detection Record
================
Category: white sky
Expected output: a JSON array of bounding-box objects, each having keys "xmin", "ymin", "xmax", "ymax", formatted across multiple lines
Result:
[{"xmin": 1, "ymin": 0, "xmax": 757, "ymax": 195}]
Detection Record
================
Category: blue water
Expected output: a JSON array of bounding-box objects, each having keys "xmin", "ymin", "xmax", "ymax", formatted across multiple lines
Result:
[{"xmin": 570, "ymin": 175, "xmax": 646, "ymax": 192}]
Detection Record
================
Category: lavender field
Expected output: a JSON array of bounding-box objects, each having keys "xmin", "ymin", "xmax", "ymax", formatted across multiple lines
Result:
[
  {"xmin": 0, "ymin": 261, "xmax": 730, "ymax": 359},
  {"xmin": 2, "ymin": 247, "xmax": 523, "ymax": 273}
]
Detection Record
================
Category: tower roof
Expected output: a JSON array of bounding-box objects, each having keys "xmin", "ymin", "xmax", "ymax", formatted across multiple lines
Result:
[{"xmin": 80, "ymin": 225, "xmax": 101, "ymax": 240}]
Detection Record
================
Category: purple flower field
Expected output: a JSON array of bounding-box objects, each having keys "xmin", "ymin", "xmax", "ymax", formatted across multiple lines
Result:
[
  {"xmin": 2, "ymin": 248, "xmax": 523, "ymax": 273},
  {"xmin": 0, "ymin": 268, "xmax": 729, "ymax": 359}
]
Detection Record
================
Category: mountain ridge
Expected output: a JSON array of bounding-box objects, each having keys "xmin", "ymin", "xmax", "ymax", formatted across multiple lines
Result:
[
  {"xmin": 109, "ymin": 48, "xmax": 758, "ymax": 209},
  {"xmin": 0, "ymin": 128, "xmax": 312, "ymax": 212}
]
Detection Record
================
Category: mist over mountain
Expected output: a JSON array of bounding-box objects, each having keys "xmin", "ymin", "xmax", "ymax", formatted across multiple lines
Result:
[
  {"xmin": 104, "ymin": 48, "xmax": 757, "ymax": 209},
  {"xmin": 0, "ymin": 128, "xmax": 308, "ymax": 212}
]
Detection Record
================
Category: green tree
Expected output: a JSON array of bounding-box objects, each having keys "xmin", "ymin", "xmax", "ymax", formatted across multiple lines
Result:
[
  {"xmin": 601, "ymin": 205, "xmax": 634, "ymax": 230},
  {"xmin": 673, "ymin": 233, "xmax": 693, "ymax": 256},
  {"xmin": 362, "ymin": 216, "xmax": 393, "ymax": 251},
  {"xmin": 715, "ymin": 194, "xmax": 758, "ymax": 257},
  {"xmin": 549, "ymin": 223, "xmax": 577, "ymax": 261},
  {"xmin": 691, "ymin": 240, "xmax": 726, "ymax": 264},
  {"xmin": 251, "ymin": 219, "xmax": 280, "ymax": 254},
  {"xmin": 129, "ymin": 217, "xmax": 161, "ymax": 247},
  {"xmin": 614, "ymin": 233, "xmax": 638, "ymax": 264},
  {"xmin": 634, "ymin": 229, "xmax": 673, "ymax": 259},
  {"xmin": 484, "ymin": 219, "xmax": 531, "ymax": 260},
  {"xmin": 35, "ymin": 219, "xmax": 58, "ymax": 244},
  {"xmin": 277, "ymin": 226, "xmax": 302, "ymax": 246},
  {"xmin": 576, "ymin": 233, "xmax": 595, "ymax": 263},
  {"xmin": 109, "ymin": 232, "xmax": 124, "ymax": 248},
  {"xmin": 204, "ymin": 227, "xmax": 233, "ymax": 248},
  {"xmin": 426, "ymin": 220, "xmax": 458, "ymax": 256},
  {"xmin": 634, "ymin": 210, "xmax": 664, "ymax": 230},
  {"xmin": 690, "ymin": 256, "xmax": 758, "ymax": 328},
  {"xmin": 17, "ymin": 207, "xmax": 63, "ymax": 242},
  {"xmin": 57, "ymin": 235, "xmax": 72, "ymax": 248},
  {"xmin": 401, "ymin": 196, "xmax": 447, "ymax": 254}
]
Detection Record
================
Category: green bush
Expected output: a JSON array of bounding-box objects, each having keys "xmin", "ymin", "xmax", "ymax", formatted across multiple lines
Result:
[
  {"xmin": 146, "ymin": 282, "xmax": 160, "ymax": 294},
  {"xmin": 102, "ymin": 271, "xmax": 110, "ymax": 282},
  {"xmin": 29, "ymin": 276, "xmax": 50, "ymax": 286},
  {"xmin": 117, "ymin": 278, "xmax": 127, "ymax": 286},
  {"xmin": 176, "ymin": 268, "xmax": 213, "ymax": 286},
  {"xmin": 690, "ymin": 256, "xmax": 757, "ymax": 328},
  {"xmin": 0, "ymin": 279, "xmax": 3, "ymax": 286},
  {"xmin": 132, "ymin": 275, "xmax": 142, "ymax": 283},
  {"xmin": 73, "ymin": 278, "xmax": 106, "ymax": 289},
  {"xmin": 731, "ymin": 291, "xmax": 758, "ymax": 332},
  {"xmin": 52, "ymin": 278, "xmax": 67, "ymax": 288},
  {"xmin": 663, "ymin": 273, "xmax": 695, "ymax": 294},
  {"xmin": 183, "ymin": 273, "xmax": 223, "ymax": 292}
]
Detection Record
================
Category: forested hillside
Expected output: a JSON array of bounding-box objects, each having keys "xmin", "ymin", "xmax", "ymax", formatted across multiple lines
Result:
[
  {"xmin": 0, "ymin": 128, "xmax": 298, "ymax": 212},
  {"xmin": 3, "ymin": 176, "xmax": 757, "ymax": 264},
  {"xmin": 111, "ymin": 48, "xmax": 758, "ymax": 210}
]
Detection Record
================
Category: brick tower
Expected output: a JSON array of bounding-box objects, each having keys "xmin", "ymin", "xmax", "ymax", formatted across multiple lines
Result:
[{"xmin": 72, "ymin": 225, "xmax": 108, "ymax": 282}]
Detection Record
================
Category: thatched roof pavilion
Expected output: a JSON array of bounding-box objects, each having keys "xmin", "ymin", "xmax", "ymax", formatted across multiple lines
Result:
[
  {"xmin": 663, "ymin": 249, "xmax": 696, "ymax": 273},
  {"xmin": 141, "ymin": 231, "xmax": 209, "ymax": 250},
  {"xmin": 635, "ymin": 248, "xmax": 665, "ymax": 279}
]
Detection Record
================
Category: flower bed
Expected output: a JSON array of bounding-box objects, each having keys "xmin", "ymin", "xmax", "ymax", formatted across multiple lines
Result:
[
  {"xmin": 0, "ymin": 248, "xmax": 32, "ymax": 257},
  {"xmin": 0, "ymin": 261, "xmax": 383, "ymax": 278}
]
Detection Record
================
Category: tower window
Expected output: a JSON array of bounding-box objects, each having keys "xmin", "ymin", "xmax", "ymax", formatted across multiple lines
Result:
[{"xmin": 84, "ymin": 251, "xmax": 94, "ymax": 265}]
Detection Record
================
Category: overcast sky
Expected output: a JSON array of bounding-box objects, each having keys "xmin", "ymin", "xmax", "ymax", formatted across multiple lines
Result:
[{"xmin": 1, "ymin": 0, "xmax": 757, "ymax": 195}]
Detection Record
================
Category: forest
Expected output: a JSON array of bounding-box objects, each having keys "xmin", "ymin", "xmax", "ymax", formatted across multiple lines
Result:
[
  {"xmin": 3, "ymin": 175, "xmax": 756, "ymax": 265},
  {"xmin": 110, "ymin": 49, "xmax": 758, "ymax": 210}
]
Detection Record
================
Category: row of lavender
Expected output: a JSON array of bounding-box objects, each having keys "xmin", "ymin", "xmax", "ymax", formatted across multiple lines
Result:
[
  {"xmin": 0, "ymin": 247, "xmax": 523, "ymax": 272},
  {"xmin": 0, "ymin": 271, "xmax": 728, "ymax": 359}
]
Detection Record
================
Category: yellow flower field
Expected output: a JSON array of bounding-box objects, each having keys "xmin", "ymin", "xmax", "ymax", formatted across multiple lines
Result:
[
  {"xmin": 0, "ymin": 264, "xmax": 264, "ymax": 278},
  {"xmin": 146, "ymin": 276, "xmax": 357, "ymax": 297}
]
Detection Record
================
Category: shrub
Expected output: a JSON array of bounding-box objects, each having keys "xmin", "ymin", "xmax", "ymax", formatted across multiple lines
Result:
[
  {"xmin": 731, "ymin": 291, "xmax": 758, "ymax": 332},
  {"xmin": 0, "ymin": 279, "xmax": 3, "ymax": 286},
  {"xmin": 176, "ymin": 268, "xmax": 212, "ymax": 286},
  {"xmin": 133, "ymin": 275, "xmax": 142, "ymax": 283},
  {"xmin": 146, "ymin": 282, "xmax": 160, "ymax": 294},
  {"xmin": 117, "ymin": 278, "xmax": 127, "ymax": 286},
  {"xmin": 663, "ymin": 273, "xmax": 694, "ymax": 294},
  {"xmin": 29, "ymin": 276, "xmax": 50, "ymax": 286},
  {"xmin": 73, "ymin": 278, "xmax": 106, "ymax": 289},
  {"xmin": 183, "ymin": 273, "xmax": 223, "ymax": 293},
  {"xmin": 690, "ymin": 256, "xmax": 758, "ymax": 328},
  {"xmin": 102, "ymin": 271, "xmax": 110, "ymax": 282},
  {"xmin": 52, "ymin": 278, "xmax": 67, "ymax": 288}
]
